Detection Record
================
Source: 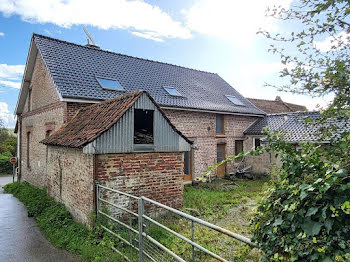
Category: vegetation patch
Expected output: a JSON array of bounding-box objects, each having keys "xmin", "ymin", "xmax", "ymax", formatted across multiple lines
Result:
[
  {"xmin": 3, "ymin": 182, "xmax": 123, "ymax": 262},
  {"xmin": 145, "ymin": 178, "xmax": 268, "ymax": 262}
]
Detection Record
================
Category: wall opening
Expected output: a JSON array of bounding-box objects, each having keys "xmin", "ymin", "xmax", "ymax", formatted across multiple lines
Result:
[
  {"xmin": 134, "ymin": 109, "xmax": 154, "ymax": 144},
  {"xmin": 27, "ymin": 132, "xmax": 31, "ymax": 168}
]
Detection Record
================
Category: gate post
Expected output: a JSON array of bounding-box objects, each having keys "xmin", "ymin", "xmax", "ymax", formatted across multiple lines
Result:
[
  {"xmin": 138, "ymin": 197, "xmax": 144, "ymax": 262},
  {"xmin": 95, "ymin": 181, "xmax": 100, "ymax": 218}
]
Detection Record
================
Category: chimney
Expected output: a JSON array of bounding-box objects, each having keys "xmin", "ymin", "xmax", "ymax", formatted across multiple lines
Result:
[{"xmin": 275, "ymin": 96, "xmax": 282, "ymax": 101}]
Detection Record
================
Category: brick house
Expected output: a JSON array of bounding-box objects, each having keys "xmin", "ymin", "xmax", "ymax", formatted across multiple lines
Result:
[
  {"xmin": 39, "ymin": 91, "xmax": 191, "ymax": 224},
  {"xmin": 15, "ymin": 33, "xmax": 266, "ymax": 189}
]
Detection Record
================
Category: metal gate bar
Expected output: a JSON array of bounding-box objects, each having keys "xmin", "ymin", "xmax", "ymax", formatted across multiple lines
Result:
[{"xmin": 96, "ymin": 183, "xmax": 257, "ymax": 262}]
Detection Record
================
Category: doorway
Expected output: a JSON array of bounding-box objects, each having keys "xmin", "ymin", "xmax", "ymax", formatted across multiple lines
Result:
[
  {"xmin": 184, "ymin": 149, "xmax": 193, "ymax": 182},
  {"xmin": 217, "ymin": 144, "xmax": 226, "ymax": 177}
]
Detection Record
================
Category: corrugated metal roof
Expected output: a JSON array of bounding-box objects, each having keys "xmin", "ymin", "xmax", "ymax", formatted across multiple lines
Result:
[
  {"xmin": 41, "ymin": 91, "xmax": 191, "ymax": 148},
  {"xmin": 244, "ymin": 111, "xmax": 350, "ymax": 143},
  {"xmin": 32, "ymin": 33, "xmax": 265, "ymax": 116}
]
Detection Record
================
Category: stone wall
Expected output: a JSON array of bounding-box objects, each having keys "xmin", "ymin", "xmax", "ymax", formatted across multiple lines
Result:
[
  {"xmin": 243, "ymin": 135, "xmax": 281, "ymax": 175},
  {"xmin": 47, "ymin": 146, "xmax": 94, "ymax": 225},
  {"xmin": 97, "ymin": 152, "xmax": 184, "ymax": 214},
  {"xmin": 163, "ymin": 109, "xmax": 259, "ymax": 178}
]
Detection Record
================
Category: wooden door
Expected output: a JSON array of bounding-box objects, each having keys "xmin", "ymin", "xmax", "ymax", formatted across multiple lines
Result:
[
  {"xmin": 184, "ymin": 149, "xmax": 193, "ymax": 182},
  {"xmin": 217, "ymin": 144, "xmax": 226, "ymax": 177}
]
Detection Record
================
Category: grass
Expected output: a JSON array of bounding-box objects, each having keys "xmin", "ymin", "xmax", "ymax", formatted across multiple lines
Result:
[
  {"xmin": 3, "ymin": 182, "xmax": 124, "ymax": 262},
  {"xmin": 145, "ymin": 178, "xmax": 270, "ymax": 261}
]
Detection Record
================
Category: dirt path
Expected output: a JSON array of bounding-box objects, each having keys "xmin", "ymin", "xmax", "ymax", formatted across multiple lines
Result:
[{"xmin": 0, "ymin": 177, "xmax": 79, "ymax": 262}]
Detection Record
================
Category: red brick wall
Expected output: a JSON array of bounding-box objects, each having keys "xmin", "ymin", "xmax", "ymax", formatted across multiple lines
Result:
[
  {"xmin": 47, "ymin": 146, "xmax": 94, "ymax": 225},
  {"xmin": 97, "ymin": 152, "xmax": 184, "ymax": 211},
  {"xmin": 163, "ymin": 109, "xmax": 260, "ymax": 178},
  {"xmin": 65, "ymin": 102, "xmax": 93, "ymax": 122}
]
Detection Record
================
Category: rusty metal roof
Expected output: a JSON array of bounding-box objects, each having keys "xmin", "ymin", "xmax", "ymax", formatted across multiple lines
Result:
[{"xmin": 41, "ymin": 90, "xmax": 191, "ymax": 148}]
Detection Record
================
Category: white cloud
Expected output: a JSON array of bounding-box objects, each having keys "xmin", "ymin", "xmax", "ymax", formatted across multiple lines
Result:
[
  {"xmin": 184, "ymin": 0, "xmax": 293, "ymax": 45},
  {"xmin": 0, "ymin": 32, "xmax": 4, "ymax": 37},
  {"xmin": 314, "ymin": 31, "xmax": 350, "ymax": 52},
  {"xmin": 0, "ymin": 64, "xmax": 25, "ymax": 80},
  {"xmin": 0, "ymin": 102, "xmax": 15, "ymax": 128},
  {"xmin": 131, "ymin": 31, "xmax": 164, "ymax": 42},
  {"xmin": 0, "ymin": 80, "xmax": 21, "ymax": 89},
  {"xmin": 0, "ymin": 0, "xmax": 191, "ymax": 41}
]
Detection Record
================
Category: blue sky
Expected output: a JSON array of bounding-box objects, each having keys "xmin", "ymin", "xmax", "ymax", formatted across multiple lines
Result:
[{"xmin": 0, "ymin": 0, "xmax": 334, "ymax": 128}]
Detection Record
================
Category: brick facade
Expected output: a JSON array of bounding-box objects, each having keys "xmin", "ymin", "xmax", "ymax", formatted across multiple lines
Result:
[
  {"xmin": 163, "ymin": 109, "xmax": 259, "ymax": 178},
  {"xmin": 97, "ymin": 152, "xmax": 184, "ymax": 212},
  {"xmin": 47, "ymin": 146, "xmax": 94, "ymax": 224}
]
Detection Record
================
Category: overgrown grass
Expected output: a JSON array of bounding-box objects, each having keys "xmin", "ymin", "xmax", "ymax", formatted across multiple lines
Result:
[
  {"xmin": 3, "ymin": 182, "xmax": 123, "ymax": 262},
  {"xmin": 146, "ymin": 178, "xmax": 270, "ymax": 261}
]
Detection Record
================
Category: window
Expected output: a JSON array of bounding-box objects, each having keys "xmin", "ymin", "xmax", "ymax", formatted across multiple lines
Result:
[
  {"xmin": 254, "ymin": 138, "xmax": 261, "ymax": 149},
  {"xmin": 163, "ymin": 86, "xmax": 183, "ymax": 97},
  {"xmin": 45, "ymin": 130, "xmax": 52, "ymax": 138},
  {"xmin": 134, "ymin": 109, "xmax": 154, "ymax": 144},
  {"xmin": 226, "ymin": 95, "xmax": 244, "ymax": 106},
  {"xmin": 27, "ymin": 132, "xmax": 31, "ymax": 168},
  {"xmin": 184, "ymin": 151, "xmax": 191, "ymax": 175},
  {"xmin": 96, "ymin": 77, "xmax": 125, "ymax": 91},
  {"xmin": 235, "ymin": 140, "xmax": 244, "ymax": 155},
  {"xmin": 216, "ymin": 114, "xmax": 224, "ymax": 134},
  {"xmin": 27, "ymin": 88, "xmax": 32, "ymax": 112}
]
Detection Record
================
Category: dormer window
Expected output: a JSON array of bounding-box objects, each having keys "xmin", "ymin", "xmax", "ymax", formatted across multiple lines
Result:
[
  {"xmin": 226, "ymin": 95, "xmax": 244, "ymax": 106},
  {"xmin": 163, "ymin": 86, "xmax": 183, "ymax": 97},
  {"xmin": 96, "ymin": 77, "xmax": 125, "ymax": 91}
]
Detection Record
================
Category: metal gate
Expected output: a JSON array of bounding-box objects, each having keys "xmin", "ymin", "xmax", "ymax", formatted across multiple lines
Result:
[{"xmin": 96, "ymin": 182, "xmax": 257, "ymax": 262}]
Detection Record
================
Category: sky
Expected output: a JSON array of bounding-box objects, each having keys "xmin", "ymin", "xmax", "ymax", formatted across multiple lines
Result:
[{"xmin": 0, "ymin": 0, "xmax": 335, "ymax": 128}]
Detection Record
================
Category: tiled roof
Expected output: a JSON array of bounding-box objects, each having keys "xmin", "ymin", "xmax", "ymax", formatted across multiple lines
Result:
[
  {"xmin": 247, "ymin": 97, "xmax": 307, "ymax": 114},
  {"xmin": 32, "ymin": 34, "xmax": 265, "ymax": 116},
  {"xmin": 244, "ymin": 111, "xmax": 350, "ymax": 143},
  {"xmin": 42, "ymin": 91, "xmax": 190, "ymax": 148}
]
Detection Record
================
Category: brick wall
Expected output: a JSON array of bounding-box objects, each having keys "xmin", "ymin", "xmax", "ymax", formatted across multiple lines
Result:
[
  {"xmin": 65, "ymin": 102, "xmax": 93, "ymax": 122},
  {"xmin": 97, "ymin": 152, "xmax": 184, "ymax": 214},
  {"xmin": 20, "ymin": 53, "xmax": 65, "ymax": 187},
  {"xmin": 47, "ymin": 146, "xmax": 94, "ymax": 225},
  {"xmin": 163, "ymin": 109, "xmax": 259, "ymax": 178}
]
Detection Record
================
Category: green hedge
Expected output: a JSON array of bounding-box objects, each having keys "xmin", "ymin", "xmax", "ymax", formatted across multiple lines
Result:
[
  {"xmin": 0, "ymin": 152, "xmax": 13, "ymax": 174},
  {"xmin": 3, "ymin": 182, "xmax": 123, "ymax": 262}
]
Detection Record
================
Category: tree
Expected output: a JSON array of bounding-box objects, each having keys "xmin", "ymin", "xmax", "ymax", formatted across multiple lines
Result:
[
  {"xmin": 251, "ymin": 1, "xmax": 350, "ymax": 261},
  {"xmin": 260, "ymin": 0, "xmax": 350, "ymax": 116}
]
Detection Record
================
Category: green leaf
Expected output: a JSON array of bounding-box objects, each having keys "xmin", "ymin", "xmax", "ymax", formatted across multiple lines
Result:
[
  {"xmin": 306, "ymin": 207, "xmax": 318, "ymax": 217},
  {"xmin": 324, "ymin": 219, "xmax": 333, "ymax": 233},
  {"xmin": 273, "ymin": 217, "xmax": 283, "ymax": 226},
  {"xmin": 301, "ymin": 220, "xmax": 322, "ymax": 236}
]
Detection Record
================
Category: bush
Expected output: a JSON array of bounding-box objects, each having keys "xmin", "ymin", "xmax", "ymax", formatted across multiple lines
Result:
[
  {"xmin": 0, "ymin": 152, "xmax": 13, "ymax": 174},
  {"xmin": 252, "ymin": 132, "xmax": 350, "ymax": 262},
  {"xmin": 3, "ymin": 182, "xmax": 124, "ymax": 262}
]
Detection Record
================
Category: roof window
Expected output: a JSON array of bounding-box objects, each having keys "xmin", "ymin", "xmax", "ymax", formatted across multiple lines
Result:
[
  {"xmin": 96, "ymin": 77, "xmax": 125, "ymax": 91},
  {"xmin": 226, "ymin": 95, "xmax": 244, "ymax": 106},
  {"xmin": 163, "ymin": 86, "xmax": 183, "ymax": 97}
]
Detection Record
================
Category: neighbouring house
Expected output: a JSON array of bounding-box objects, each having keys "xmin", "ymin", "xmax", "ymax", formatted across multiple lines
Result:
[
  {"xmin": 247, "ymin": 96, "xmax": 307, "ymax": 114},
  {"xmin": 40, "ymin": 91, "xmax": 191, "ymax": 224},
  {"xmin": 15, "ymin": 33, "xmax": 266, "ymax": 194},
  {"xmin": 243, "ymin": 111, "xmax": 350, "ymax": 174}
]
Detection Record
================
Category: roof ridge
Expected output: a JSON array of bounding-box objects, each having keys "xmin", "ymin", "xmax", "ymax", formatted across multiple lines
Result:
[
  {"xmin": 32, "ymin": 33, "xmax": 217, "ymax": 75},
  {"xmin": 267, "ymin": 110, "xmax": 320, "ymax": 116}
]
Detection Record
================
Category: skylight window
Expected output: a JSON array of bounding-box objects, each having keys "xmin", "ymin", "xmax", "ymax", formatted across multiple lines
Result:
[
  {"xmin": 96, "ymin": 77, "xmax": 125, "ymax": 91},
  {"xmin": 226, "ymin": 95, "xmax": 245, "ymax": 106},
  {"xmin": 163, "ymin": 86, "xmax": 183, "ymax": 97}
]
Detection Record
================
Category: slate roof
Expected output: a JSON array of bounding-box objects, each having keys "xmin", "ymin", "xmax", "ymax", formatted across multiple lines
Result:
[
  {"xmin": 32, "ymin": 34, "xmax": 264, "ymax": 116},
  {"xmin": 41, "ymin": 91, "xmax": 191, "ymax": 148},
  {"xmin": 247, "ymin": 97, "xmax": 307, "ymax": 114},
  {"xmin": 244, "ymin": 111, "xmax": 350, "ymax": 143}
]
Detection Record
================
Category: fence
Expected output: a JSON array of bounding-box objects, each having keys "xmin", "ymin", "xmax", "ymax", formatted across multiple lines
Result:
[{"xmin": 96, "ymin": 182, "xmax": 257, "ymax": 262}]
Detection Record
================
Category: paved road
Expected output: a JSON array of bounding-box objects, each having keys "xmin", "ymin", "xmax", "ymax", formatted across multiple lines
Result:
[{"xmin": 0, "ymin": 175, "xmax": 79, "ymax": 262}]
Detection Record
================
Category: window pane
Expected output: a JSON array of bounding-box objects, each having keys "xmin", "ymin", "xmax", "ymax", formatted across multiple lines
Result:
[
  {"xmin": 235, "ymin": 140, "xmax": 243, "ymax": 155},
  {"xmin": 97, "ymin": 77, "xmax": 124, "ymax": 91},
  {"xmin": 216, "ymin": 114, "xmax": 223, "ymax": 134},
  {"xmin": 184, "ymin": 151, "xmax": 190, "ymax": 175},
  {"xmin": 226, "ymin": 95, "xmax": 244, "ymax": 106},
  {"xmin": 164, "ymin": 87, "xmax": 182, "ymax": 96}
]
